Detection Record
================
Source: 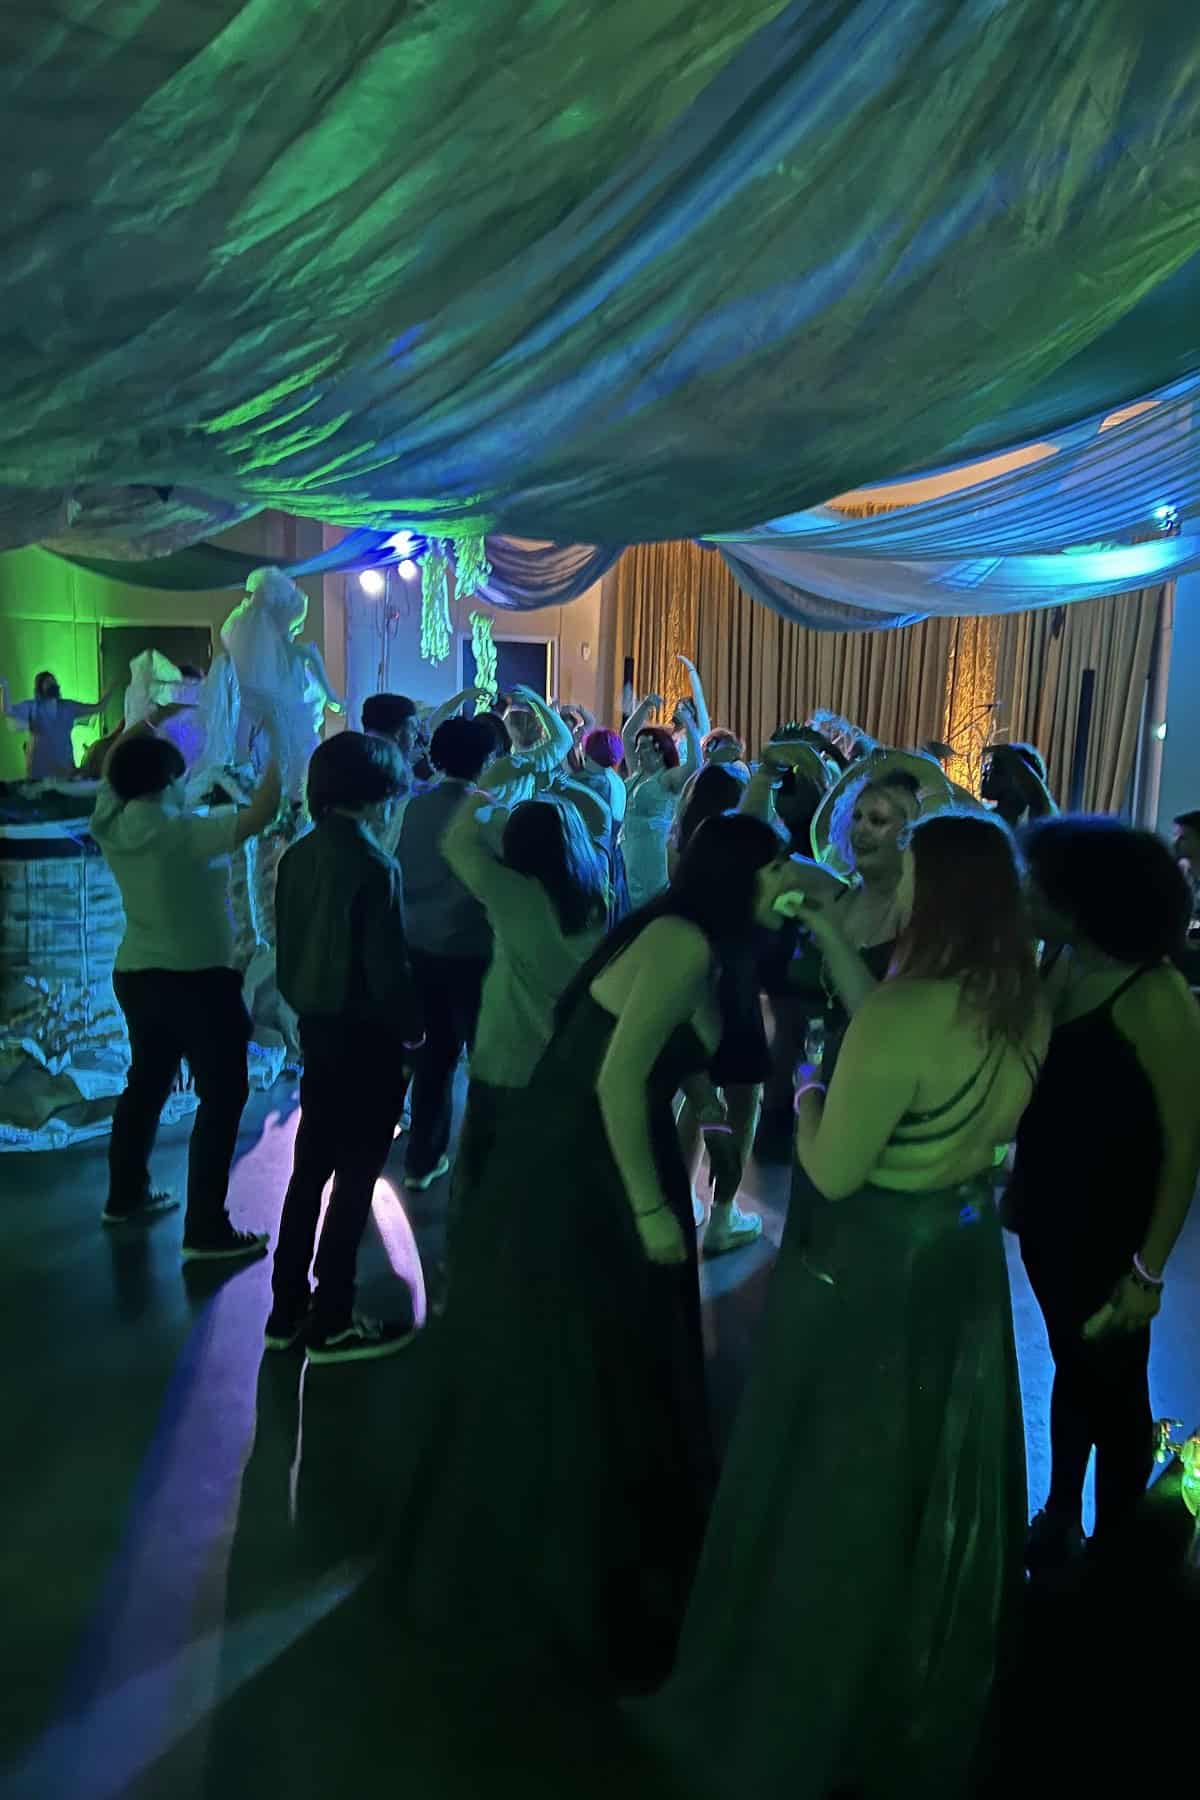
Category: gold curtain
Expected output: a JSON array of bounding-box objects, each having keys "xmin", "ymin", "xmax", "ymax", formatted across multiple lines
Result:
[
  {"xmin": 608, "ymin": 542, "xmax": 1164, "ymax": 813},
  {"xmin": 610, "ymin": 540, "xmax": 954, "ymax": 751},
  {"xmin": 993, "ymin": 586, "xmax": 1164, "ymax": 812}
]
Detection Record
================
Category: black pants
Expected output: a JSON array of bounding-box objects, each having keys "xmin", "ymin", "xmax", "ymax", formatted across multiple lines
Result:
[
  {"xmin": 1021, "ymin": 1235, "xmax": 1154, "ymax": 1536},
  {"xmin": 109, "ymin": 967, "xmax": 251, "ymax": 1234},
  {"xmin": 272, "ymin": 1019, "xmax": 409, "ymax": 1331},
  {"xmin": 405, "ymin": 951, "xmax": 489, "ymax": 1180}
]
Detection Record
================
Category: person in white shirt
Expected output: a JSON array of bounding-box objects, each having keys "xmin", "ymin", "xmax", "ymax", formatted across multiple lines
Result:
[
  {"xmin": 1, "ymin": 669, "xmax": 118, "ymax": 779},
  {"xmin": 91, "ymin": 710, "xmax": 281, "ymax": 1259}
]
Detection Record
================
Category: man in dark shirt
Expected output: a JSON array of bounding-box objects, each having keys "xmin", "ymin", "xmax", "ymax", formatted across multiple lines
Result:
[
  {"xmin": 268, "ymin": 732, "xmax": 423, "ymax": 1365},
  {"xmin": 397, "ymin": 715, "xmax": 497, "ymax": 1189}
]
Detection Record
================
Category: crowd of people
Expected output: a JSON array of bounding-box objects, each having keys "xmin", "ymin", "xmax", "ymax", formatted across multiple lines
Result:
[{"xmin": 79, "ymin": 659, "xmax": 1200, "ymax": 1797}]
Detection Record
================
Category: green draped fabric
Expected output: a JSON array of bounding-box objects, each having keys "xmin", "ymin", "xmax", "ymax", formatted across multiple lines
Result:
[{"xmin": 6, "ymin": 1, "xmax": 1200, "ymax": 554}]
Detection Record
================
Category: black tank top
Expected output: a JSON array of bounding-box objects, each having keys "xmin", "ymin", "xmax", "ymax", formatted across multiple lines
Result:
[{"xmin": 1012, "ymin": 963, "xmax": 1162, "ymax": 1251}]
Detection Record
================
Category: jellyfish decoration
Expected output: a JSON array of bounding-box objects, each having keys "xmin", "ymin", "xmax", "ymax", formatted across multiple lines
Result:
[
  {"xmin": 220, "ymin": 566, "xmax": 344, "ymax": 798},
  {"xmin": 122, "ymin": 648, "xmax": 241, "ymax": 797}
]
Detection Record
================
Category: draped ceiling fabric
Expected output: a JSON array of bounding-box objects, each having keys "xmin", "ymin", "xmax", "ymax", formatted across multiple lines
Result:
[
  {"xmin": 47, "ymin": 371, "xmax": 1200, "ymax": 633},
  {"xmin": 8, "ymin": 2, "xmax": 1200, "ymax": 561},
  {"xmin": 710, "ymin": 376, "xmax": 1200, "ymax": 627}
]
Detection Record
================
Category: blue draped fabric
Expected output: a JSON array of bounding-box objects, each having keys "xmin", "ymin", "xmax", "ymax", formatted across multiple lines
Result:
[
  {"xmin": 52, "ymin": 532, "xmax": 621, "ymax": 612},
  {"xmin": 9, "ymin": 1, "xmax": 1200, "ymax": 558}
]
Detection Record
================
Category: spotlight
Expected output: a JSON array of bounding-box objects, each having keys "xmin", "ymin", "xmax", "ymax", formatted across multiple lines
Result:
[
  {"xmin": 386, "ymin": 529, "xmax": 417, "ymax": 557},
  {"xmin": 398, "ymin": 559, "xmax": 418, "ymax": 581},
  {"xmin": 1152, "ymin": 503, "xmax": 1179, "ymax": 531},
  {"xmin": 1154, "ymin": 721, "xmax": 1168, "ymax": 742},
  {"xmin": 358, "ymin": 569, "xmax": 385, "ymax": 596}
]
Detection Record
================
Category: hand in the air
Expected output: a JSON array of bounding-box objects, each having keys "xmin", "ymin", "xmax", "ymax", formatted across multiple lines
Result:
[
  {"xmin": 635, "ymin": 1205, "xmax": 687, "ymax": 1266},
  {"xmin": 645, "ymin": 692, "xmax": 665, "ymax": 713}
]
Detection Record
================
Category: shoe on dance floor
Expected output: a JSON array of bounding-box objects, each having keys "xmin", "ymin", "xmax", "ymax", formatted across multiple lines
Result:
[
  {"xmin": 403, "ymin": 1155, "xmax": 451, "ymax": 1193},
  {"xmin": 263, "ymin": 1301, "xmax": 312, "ymax": 1351},
  {"xmin": 703, "ymin": 1202, "xmax": 763, "ymax": 1257},
  {"xmin": 1025, "ymin": 1507, "xmax": 1086, "ymax": 1575},
  {"xmin": 181, "ymin": 1224, "xmax": 270, "ymax": 1264},
  {"xmin": 306, "ymin": 1315, "xmax": 415, "ymax": 1366},
  {"xmin": 101, "ymin": 1192, "xmax": 179, "ymax": 1226}
]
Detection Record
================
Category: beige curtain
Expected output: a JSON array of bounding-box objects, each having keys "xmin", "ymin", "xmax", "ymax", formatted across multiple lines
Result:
[
  {"xmin": 610, "ymin": 540, "xmax": 953, "ymax": 751},
  {"xmin": 994, "ymin": 587, "xmax": 1164, "ymax": 812},
  {"xmin": 609, "ymin": 542, "xmax": 1165, "ymax": 813}
]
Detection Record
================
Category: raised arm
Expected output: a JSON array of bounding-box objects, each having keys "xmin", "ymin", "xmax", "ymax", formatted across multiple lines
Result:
[
  {"xmin": 441, "ymin": 790, "xmax": 512, "ymax": 902},
  {"xmin": 512, "ymin": 684, "xmax": 575, "ymax": 774},
  {"xmin": 669, "ymin": 704, "xmax": 704, "ymax": 788},
  {"xmin": 677, "ymin": 655, "xmax": 711, "ymax": 740},
  {"xmin": 621, "ymin": 695, "xmax": 658, "ymax": 770},
  {"xmin": 426, "ymin": 685, "xmax": 491, "ymax": 736},
  {"xmin": 549, "ymin": 777, "xmax": 611, "ymax": 842}
]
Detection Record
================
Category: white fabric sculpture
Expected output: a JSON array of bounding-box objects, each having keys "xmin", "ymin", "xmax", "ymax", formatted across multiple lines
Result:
[
  {"xmin": 122, "ymin": 648, "xmax": 241, "ymax": 796},
  {"xmin": 220, "ymin": 566, "xmax": 343, "ymax": 797}
]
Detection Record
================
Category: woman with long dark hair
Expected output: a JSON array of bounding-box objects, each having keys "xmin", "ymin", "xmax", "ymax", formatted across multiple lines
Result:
[
  {"xmin": 388, "ymin": 814, "xmax": 803, "ymax": 1692},
  {"xmin": 646, "ymin": 814, "xmax": 1049, "ymax": 1799},
  {"xmin": 1011, "ymin": 817, "xmax": 1200, "ymax": 1569},
  {"xmin": 441, "ymin": 792, "xmax": 608, "ymax": 1224}
]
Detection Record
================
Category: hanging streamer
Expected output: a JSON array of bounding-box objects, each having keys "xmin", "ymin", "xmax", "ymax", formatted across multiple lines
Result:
[
  {"xmin": 420, "ymin": 541, "xmax": 453, "ymax": 665},
  {"xmin": 469, "ymin": 612, "xmax": 498, "ymax": 706},
  {"xmin": 455, "ymin": 535, "xmax": 492, "ymax": 602}
]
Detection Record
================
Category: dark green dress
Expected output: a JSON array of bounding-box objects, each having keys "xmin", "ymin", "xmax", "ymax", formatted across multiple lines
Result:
[
  {"xmin": 641, "ymin": 1077, "xmax": 1027, "ymax": 1796},
  {"xmin": 388, "ymin": 990, "xmax": 715, "ymax": 1694}
]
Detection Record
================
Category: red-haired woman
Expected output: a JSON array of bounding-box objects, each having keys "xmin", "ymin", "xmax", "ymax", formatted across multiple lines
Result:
[
  {"xmin": 620, "ymin": 699, "xmax": 699, "ymax": 909},
  {"xmin": 647, "ymin": 813, "xmax": 1049, "ymax": 1798}
]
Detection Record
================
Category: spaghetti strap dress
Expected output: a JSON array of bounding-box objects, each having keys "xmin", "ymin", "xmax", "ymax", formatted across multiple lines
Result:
[{"xmin": 639, "ymin": 1043, "xmax": 1037, "ymax": 1798}]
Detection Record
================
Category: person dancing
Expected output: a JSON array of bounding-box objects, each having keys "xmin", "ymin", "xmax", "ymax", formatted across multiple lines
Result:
[
  {"xmin": 386, "ymin": 814, "xmax": 804, "ymax": 1693},
  {"xmin": 92, "ymin": 706, "xmax": 281, "ymax": 1256},
  {"xmin": 266, "ymin": 733, "xmax": 424, "ymax": 1364},
  {"xmin": 1011, "ymin": 817, "xmax": 1200, "ymax": 1566},
  {"xmin": 644, "ymin": 813, "xmax": 1048, "ymax": 1799}
]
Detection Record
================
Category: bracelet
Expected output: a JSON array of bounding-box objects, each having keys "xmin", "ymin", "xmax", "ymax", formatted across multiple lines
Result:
[
  {"xmin": 701, "ymin": 1122, "xmax": 734, "ymax": 1136},
  {"xmin": 634, "ymin": 1203, "xmax": 668, "ymax": 1221},
  {"xmin": 793, "ymin": 1083, "xmax": 827, "ymax": 1115},
  {"xmin": 1132, "ymin": 1253, "xmax": 1164, "ymax": 1290}
]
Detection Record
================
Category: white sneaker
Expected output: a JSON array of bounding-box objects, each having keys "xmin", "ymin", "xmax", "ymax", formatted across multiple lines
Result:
[{"xmin": 703, "ymin": 1202, "xmax": 763, "ymax": 1257}]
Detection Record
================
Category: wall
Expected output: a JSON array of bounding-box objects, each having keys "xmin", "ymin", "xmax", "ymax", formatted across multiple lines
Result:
[
  {"xmin": 342, "ymin": 567, "xmax": 607, "ymax": 724},
  {"xmin": 1158, "ymin": 566, "xmax": 1200, "ymax": 832},
  {"xmin": 0, "ymin": 515, "xmax": 325, "ymax": 779}
]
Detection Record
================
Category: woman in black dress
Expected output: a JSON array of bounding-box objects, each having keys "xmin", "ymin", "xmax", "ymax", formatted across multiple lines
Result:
[
  {"xmin": 1012, "ymin": 816, "xmax": 1200, "ymax": 1566},
  {"xmin": 388, "ymin": 813, "xmax": 805, "ymax": 1692}
]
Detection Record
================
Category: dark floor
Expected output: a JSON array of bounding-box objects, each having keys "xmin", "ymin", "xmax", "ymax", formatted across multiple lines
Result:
[{"xmin": 2, "ymin": 1086, "xmax": 1197, "ymax": 1800}]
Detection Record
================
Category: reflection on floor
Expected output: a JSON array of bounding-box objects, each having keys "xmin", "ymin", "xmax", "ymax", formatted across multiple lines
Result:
[{"xmin": 2, "ymin": 1085, "xmax": 1197, "ymax": 1799}]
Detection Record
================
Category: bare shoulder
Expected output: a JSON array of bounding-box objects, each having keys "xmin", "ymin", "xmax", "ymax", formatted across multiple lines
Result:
[
  {"xmin": 1116, "ymin": 963, "xmax": 1200, "ymax": 1047},
  {"xmin": 630, "ymin": 914, "xmax": 711, "ymax": 973}
]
